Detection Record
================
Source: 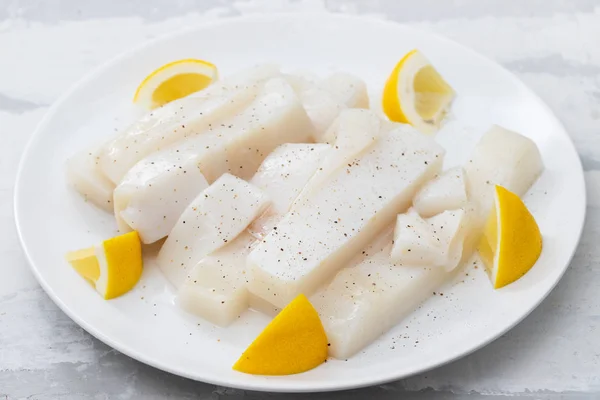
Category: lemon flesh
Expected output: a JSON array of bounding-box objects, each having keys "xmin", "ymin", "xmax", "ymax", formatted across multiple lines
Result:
[
  {"xmin": 66, "ymin": 231, "xmax": 143, "ymax": 299},
  {"xmin": 151, "ymin": 72, "xmax": 214, "ymax": 107},
  {"xmin": 65, "ymin": 247, "xmax": 100, "ymax": 284},
  {"xmin": 479, "ymin": 185, "xmax": 542, "ymax": 289},
  {"xmin": 233, "ymin": 294, "xmax": 328, "ymax": 375},
  {"xmin": 382, "ymin": 49, "xmax": 455, "ymax": 134},
  {"xmin": 413, "ymin": 65, "xmax": 454, "ymax": 121},
  {"xmin": 133, "ymin": 59, "xmax": 218, "ymax": 109}
]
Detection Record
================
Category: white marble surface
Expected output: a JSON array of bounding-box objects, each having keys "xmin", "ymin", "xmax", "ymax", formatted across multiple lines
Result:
[{"xmin": 1, "ymin": 0, "xmax": 599, "ymax": 398}]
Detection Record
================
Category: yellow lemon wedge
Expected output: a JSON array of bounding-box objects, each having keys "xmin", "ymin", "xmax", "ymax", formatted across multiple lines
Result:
[
  {"xmin": 133, "ymin": 59, "xmax": 218, "ymax": 109},
  {"xmin": 382, "ymin": 49, "xmax": 455, "ymax": 134},
  {"xmin": 478, "ymin": 185, "xmax": 543, "ymax": 289},
  {"xmin": 233, "ymin": 294, "xmax": 328, "ymax": 375},
  {"xmin": 66, "ymin": 231, "xmax": 143, "ymax": 299}
]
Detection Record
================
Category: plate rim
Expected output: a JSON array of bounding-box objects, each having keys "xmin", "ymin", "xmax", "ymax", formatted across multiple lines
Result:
[{"xmin": 14, "ymin": 12, "xmax": 587, "ymax": 392}]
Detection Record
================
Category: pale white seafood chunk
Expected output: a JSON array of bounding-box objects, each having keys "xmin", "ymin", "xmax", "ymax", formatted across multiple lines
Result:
[
  {"xmin": 177, "ymin": 232, "xmax": 256, "ymax": 326},
  {"xmin": 297, "ymin": 87, "xmax": 345, "ymax": 140},
  {"xmin": 466, "ymin": 125, "xmax": 543, "ymax": 211},
  {"xmin": 321, "ymin": 72, "xmax": 369, "ymax": 109},
  {"xmin": 283, "ymin": 71, "xmax": 319, "ymax": 93},
  {"xmin": 66, "ymin": 146, "xmax": 115, "ymax": 212},
  {"xmin": 248, "ymin": 293, "xmax": 280, "ymax": 317},
  {"xmin": 294, "ymin": 109, "xmax": 385, "ymax": 204},
  {"xmin": 247, "ymin": 126, "xmax": 444, "ymax": 308},
  {"xmin": 248, "ymin": 143, "xmax": 331, "ymax": 239},
  {"xmin": 413, "ymin": 166, "xmax": 467, "ymax": 218},
  {"xmin": 391, "ymin": 209, "xmax": 467, "ymax": 271},
  {"xmin": 312, "ymin": 231, "xmax": 450, "ymax": 359},
  {"xmin": 157, "ymin": 174, "xmax": 270, "ymax": 288},
  {"xmin": 286, "ymin": 72, "xmax": 369, "ymax": 141}
]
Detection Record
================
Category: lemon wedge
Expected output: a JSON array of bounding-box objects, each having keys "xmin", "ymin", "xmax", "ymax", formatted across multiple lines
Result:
[
  {"xmin": 382, "ymin": 49, "xmax": 455, "ymax": 134},
  {"xmin": 478, "ymin": 185, "xmax": 543, "ymax": 289},
  {"xmin": 233, "ymin": 294, "xmax": 328, "ymax": 375},
  {"xmin": 133, "ymin": 59, "xmax": 218, "ymax": 109},
  {"xmin": 66, "ymin": 231, "xmax": 143, "ymax": 299}
]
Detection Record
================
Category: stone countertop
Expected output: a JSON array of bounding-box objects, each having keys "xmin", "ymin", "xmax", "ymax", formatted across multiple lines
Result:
[{"xmin": 1, "ymin": 0, "xmax": 599, "ymax": 399}]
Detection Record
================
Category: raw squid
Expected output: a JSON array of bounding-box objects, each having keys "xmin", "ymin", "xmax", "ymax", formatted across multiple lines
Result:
[
  {"xmin": 413, "ymin": 166, "xmax": 467, "ymax": 218},
  {"xmin": 287, "ymin": 72, "xmax": 369, "ymax": 141},
  {"xmin": 66, "ymin": 146, "xmax": 115, "ymax": 212},
  {"xmin": 248, "ymin": 143, "xmax": 331, "ymax": 239},
  {"xmin": 312, "ymin": 230, "xmax": 449, "ymax": 359},
  {"xmin": 391, "ymin": 209, "xmax": 467, "ymax": 271}
]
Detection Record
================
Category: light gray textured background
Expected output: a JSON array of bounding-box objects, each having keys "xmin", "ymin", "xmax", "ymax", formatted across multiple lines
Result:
[{"xmin": 1, "ymin": 0, "xmax": 599, "ymax": 399}]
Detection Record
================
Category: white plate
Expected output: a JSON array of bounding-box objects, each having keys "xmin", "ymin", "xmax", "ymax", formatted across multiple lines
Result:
[{"xmin": 14, "ymin": 13, "xmax": 585, "ymax": 392}]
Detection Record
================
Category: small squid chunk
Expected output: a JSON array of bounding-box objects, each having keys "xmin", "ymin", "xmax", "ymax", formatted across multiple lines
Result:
[
  {"xmin": 157, "ymin": 173, "xmax": 270, "ymax": 289},
  {"xmin": 295, "ymin": 86, "xmax": 345, "ymax": 140},
  {"xmin": 321, "ymin": 72, "xmax": 369, "ymax": 110},
  {"xmin": 294, "ymin": 109, "xmax": 386, "ymax": 205},
  {"xmin": 286, "ymin": 72, "xmax": 370, "ymax": 141},
  {"xmin": 413, "ymin": 166, "xmax": 467, "ymax": 218},
  {"xmin": 177, "ymin": 232, "xmax": 257, "ymax": 326},
  {"xmin": 390, "ymin": 209, "xmax": 467, "ymax": 271},
  {"xmin": 312, "ymin": 230, "xmax": 450, "ymax": 359},
  {"xmin": 66, "ymin": 146, "xmax": 115, "ymax": 212},
  {"xmin": 248, "ymin": 143, "xmax": 332, "ymax": 239},
  {"xmin": 466, "ymin": 125, "xmax": 543, "ymax": 212}
]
